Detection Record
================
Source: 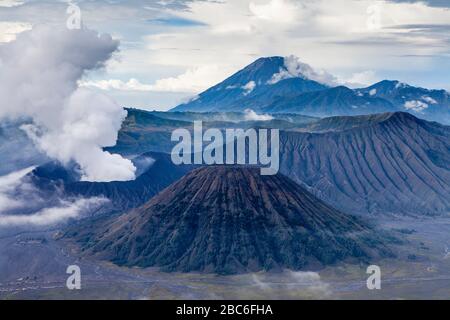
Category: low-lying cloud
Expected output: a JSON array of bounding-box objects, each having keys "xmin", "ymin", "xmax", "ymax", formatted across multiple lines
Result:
[
  {"xmin": 0, "ymin": 197, "xmax": 106, "ymax": 227},
  {"xmin": 404, "ymin": 100, "xmax": 429, "ymax": 112},
  {"xmin": 0, "ymin": 25, "xmax": 136, "ymax": 182},
  {"xmin": 244, "ymin": 109, "xmax": 274, "ymax": 121},
  {"xmin": 82, "ymin": 65, "xmax": 228, "ymax": 94},
  {"xmin": 246, "ymin": 270, "xmax": 331, "ymax": 299},
  {"xmin": 0, "ymin": 168, "xmax": 108, "ymax": 227}
]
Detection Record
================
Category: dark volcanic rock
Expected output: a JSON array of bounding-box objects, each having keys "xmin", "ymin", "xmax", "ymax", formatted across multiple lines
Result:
[{"xmin": 70, "ymin": 167, "xmax": 393, "ymax": 274}]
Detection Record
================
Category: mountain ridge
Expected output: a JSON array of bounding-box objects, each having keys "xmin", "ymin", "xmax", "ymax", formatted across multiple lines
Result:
[
  {"xmin": 173, "ymin": 56, "xmax": 328, "ymax": 113},
  {"xmin": 172, "ymin": 56, "xmax": 450, "ymax": 124},
  {"xmin": 279, "ymin": 111, "xmax": 450, "ymax": 215}
]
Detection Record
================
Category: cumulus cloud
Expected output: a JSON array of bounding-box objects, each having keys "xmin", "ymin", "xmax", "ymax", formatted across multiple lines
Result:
[
  {"xmin": 421, "ymin": 96, "xmax": 437, "ymax": 104},
  {"xmin": 83, "ymin": 65, "xmax": 227, "ymax": 94},
  {"xmin": 249, "ymin": 0, "xmax": 300, "ymax": 24},
  {"xmin": 0, "ymin": 25, "xmax": 136, "ymax": 182},
  {"xmin": 150, "ymin": 65, "xmax": 226, "ymax": 93},
  {"xmin": 242, "ymin": 81, "xmax": 256, "ymax": 95},
  {"xmin": 404, "ymin": 100, "xmax": 429, "ymax": 112},
  {"xmin": 342, "ymin": 70, "xmax": 379, "ymax": 88},
  {"xmin": 244, "ymin": 109, "xmax": 273, "ymax": 121},
  {"xmin": 268, "ymin": 56, "xmax": 380, "ymax": 88}
]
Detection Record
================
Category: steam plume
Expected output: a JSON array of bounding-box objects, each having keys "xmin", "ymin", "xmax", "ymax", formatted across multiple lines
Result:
[{"xmin": 0, "ymin": 25, "xmax": 136, "ymax": 182}]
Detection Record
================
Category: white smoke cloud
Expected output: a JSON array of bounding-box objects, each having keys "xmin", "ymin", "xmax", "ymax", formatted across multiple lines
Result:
[
  {"xmin": 268, "ymin": 55, "xmax": 339, "ymax": 86},
  {"xmin": 0, "ymin": 25, "xmax": 136, "ymax": 182},
  {"xmin": 269, "ymin": 55, "xmax": 379, "ymax": 88},
  {"xmin": 244, "ymin": 109, "xmax": 274, "ymax": 121},
  {"xmin": 342, "ymin": 70, "xmax": 379, "ymax": 88}
]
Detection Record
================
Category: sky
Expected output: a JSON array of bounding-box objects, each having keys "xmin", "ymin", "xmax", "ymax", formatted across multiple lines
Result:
[{"xmin": 0, "ymin": 0, "xmax": 449, "ymax": 110}]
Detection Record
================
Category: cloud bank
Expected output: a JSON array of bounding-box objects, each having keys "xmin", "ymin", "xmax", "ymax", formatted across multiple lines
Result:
[
  {"xmin": 0, "ymin": 25, "xmax": 136, "ymax": 182},
  {"xmin": 82, "ymin": 65, "xmax": 226, "ymax": 94}
]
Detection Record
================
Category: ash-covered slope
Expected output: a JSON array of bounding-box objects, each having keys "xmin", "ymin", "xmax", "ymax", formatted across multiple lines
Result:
[
  {"xmin": 279, "ymin": 112, "xmax": 450, "ymax": 215},
  {"xmin": 70, "ymin": 167, "xmax": 392, "ymax": 274}
]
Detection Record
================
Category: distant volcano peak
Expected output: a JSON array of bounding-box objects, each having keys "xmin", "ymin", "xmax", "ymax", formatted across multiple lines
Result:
[{"xmin": 171, "ymin": 56, "xmax": 450, "ymax": 124}]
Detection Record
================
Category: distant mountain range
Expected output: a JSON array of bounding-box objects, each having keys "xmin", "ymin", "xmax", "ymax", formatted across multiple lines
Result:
[
  {"xmin": 108, "ymin": 109, "xmax": 450, "ymax": 216},
  {"xmin": 65, "ymin": 166, "xmax": 393, "ymax": 274},
  {"xmin": 56, "ymin": 109, "xmax": 449, "ymax": 274},
  {"xmin": 279, "ymin": 112, "xmax": 450, "ymax": 216},
  {"xmin": 20, "ymin": 105, "xmax": 449, "ymax": 237},
  {"xmin": 172, "ymin": 56, "xmax": 450, "ymax": 124}
]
